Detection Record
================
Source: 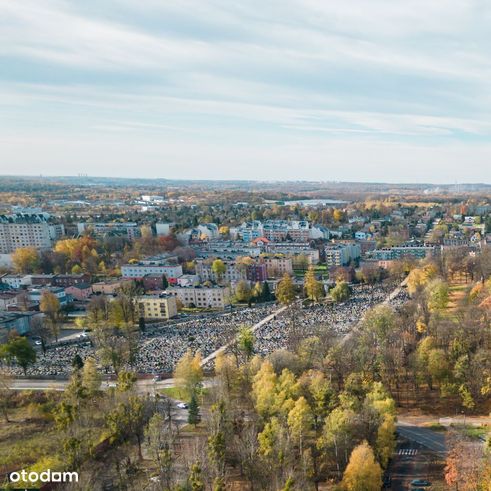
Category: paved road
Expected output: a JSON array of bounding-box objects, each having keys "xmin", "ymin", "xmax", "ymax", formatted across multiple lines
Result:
[
  {"xmin": 397, "ymin": 423, "xmax": 447, "ymax": 455},
  {"xmin": 389, "ymin": 437, "xmax": 442, "ymax": 491}
]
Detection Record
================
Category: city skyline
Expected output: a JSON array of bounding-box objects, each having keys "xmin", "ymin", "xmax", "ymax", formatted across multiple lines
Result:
[{"xmin": 1, "ymin": 0, "xmax": 491, "ymax": 182}]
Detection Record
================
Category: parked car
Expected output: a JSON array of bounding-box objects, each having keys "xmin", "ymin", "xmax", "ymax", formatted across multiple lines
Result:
[
  {"xmin": 410, "ymin": 479, "xmax": 431, "ymax": 487},
  {"xmin": 177, "ymin": 402, "xmax": 188, "ymax": 409}
]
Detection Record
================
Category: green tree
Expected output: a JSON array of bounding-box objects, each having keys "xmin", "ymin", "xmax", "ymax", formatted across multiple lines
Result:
[
  {"xmin": 261, "ymin": 281, "xmax": 272, "ymax": 301},
  {"xmin": 188, "ymin": 462, "xmax": 205, "ymax": 491},
  {"xmin": 237, "ymin": 326, "xmax": 255, "ymax": 360},
  {"xmin": 235, "ymin": 280, "xmax": 252, "ymax": 303},
  {"xmin": 330, "ymin": 281, "xmax": 351, "ymax": 303},
  {"xmin": 211, "ymin": 259, "xmax": 226, "ymax": 283},
  {"xmin": 276, "ymin": 273, "xmax": 296, "ymax": 305},
  {"xmin": 188, "ymin": 392, "xmax": 200, "ymax": 427},
  {"xmin": 0, "ymin": 335, "xmax": 36, "ymax": 375},
  {"xmin": 342, "ymin": 441, "xmax": 382, "ymax": 491}
]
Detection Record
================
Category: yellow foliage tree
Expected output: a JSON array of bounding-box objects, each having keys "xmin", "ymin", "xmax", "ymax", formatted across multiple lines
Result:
[
  {"xmin": 342, "ymin": 441, "xmax": 382, "ymax": 491},
  {"xmin": 174, "ymin": 350, "xmax": 203, "ymax": 400}
]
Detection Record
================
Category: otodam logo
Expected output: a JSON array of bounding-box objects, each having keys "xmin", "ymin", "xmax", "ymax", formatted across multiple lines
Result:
[{"xmin": 9, "ymin": 469, "xmax": 79, "ymax": 485}]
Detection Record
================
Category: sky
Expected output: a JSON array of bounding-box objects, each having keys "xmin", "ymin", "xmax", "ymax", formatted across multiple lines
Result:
[{"xmin": 1, "ymin": 0, "xmax": 491, "ymax": 183}]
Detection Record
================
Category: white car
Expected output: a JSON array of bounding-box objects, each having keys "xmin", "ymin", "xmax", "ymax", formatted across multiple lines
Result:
[
  {"xmin": 177, "ymin": 402, "xmax": 188, "ymax": 409},
  {"xmin": 78, "ymin": 331, "xmax": 89, "ymax": 339}
]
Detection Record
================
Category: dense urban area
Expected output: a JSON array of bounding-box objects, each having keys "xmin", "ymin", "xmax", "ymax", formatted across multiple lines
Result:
[{"xmin": 0, "ymin": 176, "xmax": 491, "ymax": 490}]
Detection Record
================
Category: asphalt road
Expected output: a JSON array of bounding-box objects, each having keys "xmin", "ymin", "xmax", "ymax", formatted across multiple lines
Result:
[{"xmin": 397, "ymin": 423, "xmax": 447, "ymax": 455}]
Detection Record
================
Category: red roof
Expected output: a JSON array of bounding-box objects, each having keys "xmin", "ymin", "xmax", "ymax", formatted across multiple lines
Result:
[{"xmin": 252, "ymin": 237, "xmax": 269, "ymax": 245}]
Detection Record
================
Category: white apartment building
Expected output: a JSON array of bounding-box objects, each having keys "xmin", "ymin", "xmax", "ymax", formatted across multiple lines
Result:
[
  {"xmin": 77, "ymin": 222, "xmax": 141, "ymax": 240},
  {"xmin": 168, "ymin": 285, "xmax": 231, "ymax": 309},
  {"xmin": 195, "ymin": 259, "xmax": 246, "ymax": 284},
  {"xmin": 0, "ymin": 215, "xmax": 64, "ymax": 254},
  {"xmin": 324, "ymin": 242, "xmax": 361, "ymax": 267},
  {"xmin": 121, "ymin": 263, "xmax": 183, "ymax": 283}
]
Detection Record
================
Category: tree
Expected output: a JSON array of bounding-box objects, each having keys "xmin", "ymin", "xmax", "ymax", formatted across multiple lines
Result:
[
  {"xmin": 304, "ymin": 266, "xmax": 324, "ymax": 302},
  {"xmin": 188, "ymin": 462, "xmax": 205, "ymax": 491},
  {"xmin": 12, "ymin": 246, "xmax": 40, "ymax": 273},
  {"xmin": 145, "ymin": 413, "xmax": 178, "ymax": 489},
  {"xmin": 331, "ymin": 281, "xmax": 351, "ymax": 303},
  {"xmin": 237, "ymin": 326, "xmax": 255, "ymax": 360},
  {"xmin": 0, "ymin": 335, "xmax": 36, "ymax": 375},
  {"xmin": 261, "ymin": 281, "xmax": 272, "ymax": 302},
  {"xmin": 30, "ymin": 316, "xmax": 50, "ymax": 355},
  {"xmin": 162, "ymin": 274, "xmax": 169, "ymax": 290},
  {"xmin": 39, "ymin": 291, "xmax": 62, "ymax": 342},
  {"xmin": 188, "ymin": 392, "xmax": 200, "ymax": 427},
  {"xmin": 287, "ymin": 396, "xmax": 313, "ymax": 449},
  {"xmin": 82, "ymin": 357, "xmax": 101, "ymax": 395},
  {"xmin": 211, "ymin": 259, "xmax": 226, "ymax": 283},
  {"xmin": 0, "ymin": 370, "xmax": 15, "ymax": 422},
  {"xmin": 235, "ymin": 280, "xmax": 252, "ymax": 304},
  {"xmin": 333, "ymin": 209, "xmax": 344, "ymax": 222},
  {"xmin": 174, "ymin": 350, "xmax": 203, "ymax": 400},
  {"xmin": 276, "ymin": 273, "xmax": 295, "ymax": 305},
  {"xmin": 426, "ymin": 279, "xmax": 449, "ymax": 311},
  {"xmin": 72, "ymin": 354, "xmax": 84, "ymax": 371},
  {"xmin": 105, "ymin": 395, "xmax": 146, "ymax": 459},
  {"xmin": 342, "ymin": 441, "xmax": 382, "ymax": 491}
]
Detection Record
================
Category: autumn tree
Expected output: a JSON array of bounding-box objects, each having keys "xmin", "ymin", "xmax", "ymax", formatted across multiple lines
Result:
[
  {"xmin": 12, "ymin": 246, "xmax": 40, "ymax": 273},
  {"xmin": 304, "ymin": 266, "xmax": 324, "ymax": 302},
  {"xmin": 276, "ymin": 273, "xmax": 296, "ymax": 305},
  {"xmin": 342, "ymin": 441, "xmax": 382, "ymax": 491},
  {"xmin": 39, "ymin": 291, "xmax": 62, "ymax": 342},
  {"xmin": 174, "ymin": 350, "xmax": 203, "ymax": 400}
]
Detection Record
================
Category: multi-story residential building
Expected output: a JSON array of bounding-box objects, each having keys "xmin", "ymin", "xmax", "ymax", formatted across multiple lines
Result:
[
  {"xmin": 28, "ymin": 286, "xmax": 69, "ymax": 306},
  {"xmin": 0, "ymin": 274, "xmax": 28, "ymax": 289},
  {"xmin": 324, "ymin": 242, "xmax": 361, "ymax": 267},
  {"xmin": 197, "ymin": 223, "xmax": 219, "ymax": 240},
  {"xmin": 263, "ymin": 220, "xmax": 310, "ymax": 242},
  {"xmin": 310, "ymin": 225, "xmax": 330, "ymax": 240},
  {"xmin": 52, "ymin": 274, "xmax": 91, "ymax": 288},
  {"xmin": 370, "ymin": 243, "xmax": 437, "ymax": 261},
  {"xmin": 191, "ymin": 240, "xmax": 261, "ymax": 259},
  {"xmin": 65, "ymin": 283, "xmax": 92, "ymax": 301},
  {"xmin": 121, "ymin": 260, "xmax": 183, "ymax": 284},
  {"xmin": 137, "ymin": 293, "xmax": 177, "ymax": 320},
  {"xmin": 168, "ymin": 285, "xmax": 230, "ymax": 309},
  {"xmin": 155, "ymin": 223, "xmax": 173, "ymax": 236},
  {"xmin": 91, "ymin": 279, "xmax": 130, "ymax": 295},
  {"xmin": 177, "ymin": 274, "xmax": 200, "ymax": 287},
  {"xmin": 195, "ymin": 258, "xmax": 246, "ymax": 284},
  {"xmin": 260, "ymin": 255, "xmax": 293, "ymax": 278},
  {"xmin": 246, "ymin": 263, "xmax": 268, "ymax": 282},
  {"xmin": 0, "ymin": 292, "xmax": 20, "ymax": 310},
  {"xmin": 77, "ymin": 222, "xmax": 141, "ymax": 240},
  {"xmin": 0, "ymin": 213, "xmax": 65, "ymax": 253},
  {"xmin": 264, "ymin": 242, "xmax": 320, "ymax": 264},
  {"xmin": 0, "ymin": 311, "xmax": 42, "ymax": 341},
  {"xmin": 232, "ymin": 221, "xmax": 264, "ymax": 242}
]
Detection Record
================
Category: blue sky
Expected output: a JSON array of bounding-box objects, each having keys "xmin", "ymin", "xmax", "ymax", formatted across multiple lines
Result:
[{"xmin": 1, "ymin": 0, "xmax": 491, "ymax": 182}]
